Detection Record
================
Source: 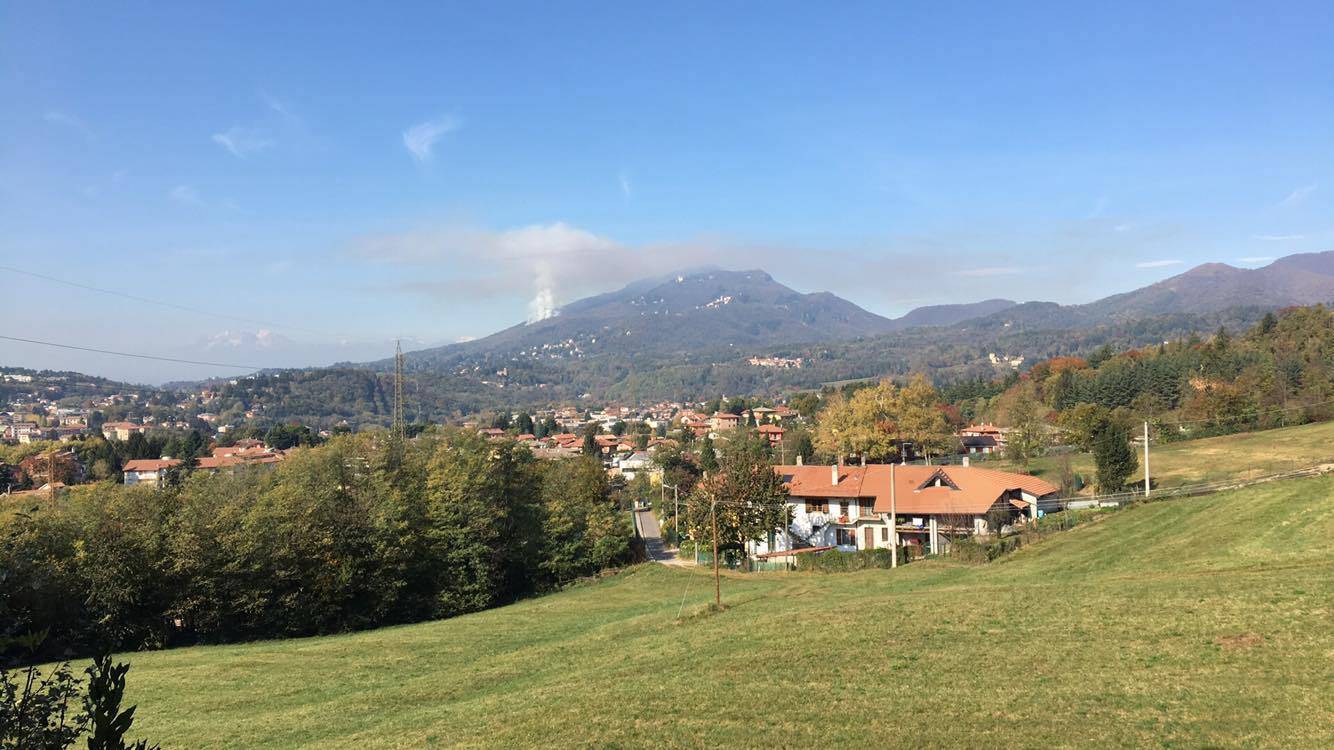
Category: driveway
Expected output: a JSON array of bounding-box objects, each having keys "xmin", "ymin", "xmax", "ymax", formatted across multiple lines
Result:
[{"xmin": 635, "ymin": 509, "xmax": 687, "ymax": 564}]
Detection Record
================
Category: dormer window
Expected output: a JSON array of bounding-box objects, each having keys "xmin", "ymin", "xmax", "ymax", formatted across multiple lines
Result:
[{"xmin": 916, "ymin": 469, "xmax": 960, "ymax": 491}]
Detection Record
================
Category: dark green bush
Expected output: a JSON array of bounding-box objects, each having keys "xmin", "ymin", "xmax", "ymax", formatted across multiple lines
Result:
[{"xmin": 794, "ymin": 547, "xmax": 910, "ymax": 572}]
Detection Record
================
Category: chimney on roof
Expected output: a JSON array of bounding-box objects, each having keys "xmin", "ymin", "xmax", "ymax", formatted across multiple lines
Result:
[
  {"xmin": 860, "ymin": 454, "xmax": 866, "ymax": 468},
  {"xmin": 832, "ymin": 458, "xmax": 841, "ymax": 486},
  {"xmin": 796, "ymin": 454, "xmax": 803, "ymax": 466}
]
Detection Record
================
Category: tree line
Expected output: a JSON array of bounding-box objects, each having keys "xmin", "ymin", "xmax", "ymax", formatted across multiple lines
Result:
[{"xmin": 1, "ymin": 430, "xmax": 636, "ymax": 664}]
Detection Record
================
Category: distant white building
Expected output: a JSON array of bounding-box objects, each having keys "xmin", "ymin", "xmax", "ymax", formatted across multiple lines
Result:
[
  {"xmin": 616, "ymin": 451, "xmax": 655, "ymax": 480},
  {"xmin": 122, "ymin": 458, "xmax": 181, "ymax": 488}
]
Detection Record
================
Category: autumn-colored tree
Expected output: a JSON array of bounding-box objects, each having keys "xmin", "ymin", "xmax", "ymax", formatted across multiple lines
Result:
[
  {"xmin": 1001, "ymin": 381, "xmax": 1049, "ymax": 467},
  {"xmin": 897, "ymin": 374, "xmax": 957, "ymax": 461},
  {"xmin": 1058, "ymin": 402, "xmax": 1110, "ymax": 451},
  {"xmin": 814, "ymin": 380, "xmax": 902, "ymax": 461},
  {"xmin": 683, "ymin": 437, "xmax": 789, "ymax": 552}
]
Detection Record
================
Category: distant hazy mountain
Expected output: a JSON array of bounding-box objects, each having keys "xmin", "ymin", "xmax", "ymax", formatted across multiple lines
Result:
[
  {"xmin": 400, "ymin": 272, "xmax": 1026, "ymax": 370},
  {"xmin": 959, "ymin": 252, "xmax": 1334, "ymax": 332},
  {"xmin": 1084, "ymin": 252, "xmax": 1334, "ymax": 318},
  {"xmin": 326, "ymin": 252, "xmax": 1334, "ymax": 408},
  {"xmin": 885, "ymin": 298, "xmax": 1017, "ymax": 330},
  {"xmin": 401, "ymin": 269, "xmax": 899, "ymax": 368}
]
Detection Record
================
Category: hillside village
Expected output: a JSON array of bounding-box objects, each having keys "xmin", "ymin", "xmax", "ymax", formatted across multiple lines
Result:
[{"xmin": 4, "ymin": 364, "xmax": 1029, "ymax": 502}]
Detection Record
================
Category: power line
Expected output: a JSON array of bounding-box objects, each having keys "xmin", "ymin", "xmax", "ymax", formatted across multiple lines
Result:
[
  {"xmin": 0, "ymin": 335, "xmax": 263, "ymax": 371},
  {"xmin": 0, "ymin": 264, "xmax": 331, "ymax": 337}
]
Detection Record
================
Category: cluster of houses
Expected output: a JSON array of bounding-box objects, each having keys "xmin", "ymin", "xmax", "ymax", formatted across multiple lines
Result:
[
  {"xmin": 747, "ymin": 356, "xmax": 804, "ymax": 369},
  {"xmin": 122, "ymin": 439, "xmax": 286, "ymax": 488},
  {"xmin": 2, "ymin": 406, "xmax": 95, "ymax": 443},
  {"xmin": 469, "ymin": 402, "xmax": 809, "ymax": 479},
  {"xmin": 1, "ymin": 438, "xmax": 289, "ymax": 497},
  {"xmin": 0, "ymin": 371, "xmax": 299, "ymax": 448},
  {"xmin": 674, "ymin": 406, "xmax": 798, "ymax": 442}
]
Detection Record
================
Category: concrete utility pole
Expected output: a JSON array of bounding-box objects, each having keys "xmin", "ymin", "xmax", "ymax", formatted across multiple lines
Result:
[
  {"xmin": 889, "ymin": 462, "xmax": 898, "ymax": 568},
  {"xmin": 662, "ymin": 482, "xmax": 680, "ymax": 546},
  {"xmin": 1143, "ymin": 421, "xmax": 1151, "ymax": 497}
]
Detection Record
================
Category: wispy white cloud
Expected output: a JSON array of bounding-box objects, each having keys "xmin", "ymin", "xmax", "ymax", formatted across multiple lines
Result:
[
  {"xmin": 403, "ymin": 115, "xmax": 460, "ymax": 163},
  {"xmin": 260, "ymin": 92, "xmax": 299, "ymax": 124},
  {"xmin": 353, "ymin": 222, "xmax": 620, "ymax": 321},
  {"xmin": 43, "ymin": 110, "xmax": 93, "ymax": 138},
  {"xmin": 1252, "ymin": 233, "xmax": 1305, "ymax": 241},
  {"xmin": 211, "ymin": 127, "xmax": 274, "ymax": 158},
  {"xmin": 1279, "ymin": 184, "xmax": 1318, "ymax": 208},
  {"xmin": 1236, "ymin": 256, "xmax": 1274, "ymax": 265},
  {"xmin": 1087, "ymin": 195, "xmax": 1108, "ymax": 219},
  {"xmin": 1135, "ymin": 259, "xmax": 1183, "ymax": 268},
  {"xmin": 954, "ymin": 267, "xmax": 1020, "ymax": 277},
  {"xmin": 202, "ymin": 329, "xmax": 289, "ymax": 351},
  {"xmin": 619, "ymin": 171, "xmax": 633, "ymax": 200},
  {"xmin": 168, "ymin": 184, "xmax": 204, "ymax": 207}
]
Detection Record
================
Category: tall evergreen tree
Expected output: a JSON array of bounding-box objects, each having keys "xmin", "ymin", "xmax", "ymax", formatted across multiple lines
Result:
[{"xmin": 1092, "ymin": 421, "xmax": 1138, "ymax": 493}]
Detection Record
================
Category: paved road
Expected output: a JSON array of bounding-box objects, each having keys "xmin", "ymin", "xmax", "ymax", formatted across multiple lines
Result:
[{"xmin": 635, "ymin": 509, "xmax": 683, "ymax": 563}]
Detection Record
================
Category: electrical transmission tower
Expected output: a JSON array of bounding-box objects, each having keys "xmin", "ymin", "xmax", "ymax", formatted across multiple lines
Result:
[{"xmin": 393, "ymin": 339, "xmax": 405, "ymax": 440}]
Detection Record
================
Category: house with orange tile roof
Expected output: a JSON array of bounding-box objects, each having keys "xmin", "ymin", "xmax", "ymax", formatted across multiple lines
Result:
[
  {"xmin": 710, "ymin": 412, "xmax": 741, "ymax": 431},
  {"xmin": 101, "ymin": 421, "xmax": 145, "ymax": 441},
  {"xmin": 751, "ymin": 462, "xmax": 1059, "ymax": 558},
  {"xmin": 122, "ymin": 458, "xmax": 182, "ymax": 487},
  {"xmin": 957, "ymin": 423, "xmax": 1007, "ymax": 454}
]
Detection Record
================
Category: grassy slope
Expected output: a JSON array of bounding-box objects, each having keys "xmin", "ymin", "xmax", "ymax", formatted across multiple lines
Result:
[
  {"xmin": 985, "ymin": 418, "xmax": 1334, "ymax": 490},
  {"xmin": 115, "ymin": 475, "xmax": 1334, "ymax": 749}
]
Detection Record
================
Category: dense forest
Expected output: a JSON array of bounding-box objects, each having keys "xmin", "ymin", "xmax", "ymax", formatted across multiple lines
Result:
[
  {"xmin": 791, "ymin": 305, "xmax": 1334, "ymax": 491},
  {"xmin": 949, "ymin": 306, "xmax": 1334, "ymax": 439},
  {"xmin": 1, "ymin": 431, "xmax": 636, "ymax": 663}
]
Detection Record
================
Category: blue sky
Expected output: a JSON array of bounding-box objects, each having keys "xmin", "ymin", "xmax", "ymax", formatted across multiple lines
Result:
[{"xmin": 2, "ymin": 1, "xmax": 1332, "ymax": 382}]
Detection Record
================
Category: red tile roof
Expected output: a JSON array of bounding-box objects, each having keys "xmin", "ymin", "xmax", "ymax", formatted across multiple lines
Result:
[
  {"xmin": 123, "ymin": 458, "xmax": 182, "ymax": 472},
  {"xmin": 773, "ymin": 464, "xmax": 1058, "ymax": 516}
]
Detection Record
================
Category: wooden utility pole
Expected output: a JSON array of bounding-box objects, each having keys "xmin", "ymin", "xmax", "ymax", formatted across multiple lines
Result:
[
  {"xmin": 711, "ymin": 498, "xmax": 721, "ymax": 608},
  {"xmin": 1143, "ymin": 421, "xmax": 1151, "ymax": 497},
  {"xmin": 889, "ymin": 462, "xmax": 898, "ymax": 568}
]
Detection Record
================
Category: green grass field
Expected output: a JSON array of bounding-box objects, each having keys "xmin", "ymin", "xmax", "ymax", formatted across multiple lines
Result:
[
  {"xmin": 100, "ymin": 472, "xmax": 1334, "ymax": 748},
  {"xmin": 984, "ymin": 418, "xmax": 1334, "ymax": 491}
]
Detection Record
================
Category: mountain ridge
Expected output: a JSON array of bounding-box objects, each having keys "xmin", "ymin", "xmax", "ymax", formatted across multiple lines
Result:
[
  {"xmin": 398, "ymin": 270, "xmax": 1021, "ymax": 369},
  {"xmin": 951, "ymin": 251, "xmax": 1334, "ymax": 332},
  {"xmin": 393, "ymin": 251, "xmax": 1334, "ymax": 369}
]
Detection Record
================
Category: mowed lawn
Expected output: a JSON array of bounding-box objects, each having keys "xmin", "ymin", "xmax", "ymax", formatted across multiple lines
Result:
[
  {"xmin": 111, "ymin": 475, "xmax": 1333, "ymax": 748},
  {"xmin": 988, "ymin": 418, "xmax": 1334, "ymax": 491}
]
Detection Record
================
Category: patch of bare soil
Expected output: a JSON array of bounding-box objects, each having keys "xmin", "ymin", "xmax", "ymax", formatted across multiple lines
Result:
[{"xmin": 1214, "ymin": 632, "xmax": 1264, "ymax": 650}]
